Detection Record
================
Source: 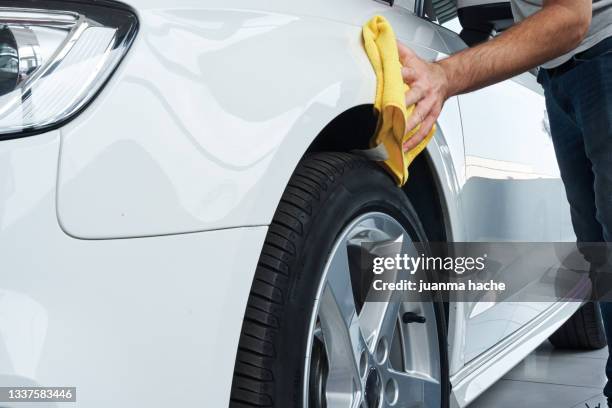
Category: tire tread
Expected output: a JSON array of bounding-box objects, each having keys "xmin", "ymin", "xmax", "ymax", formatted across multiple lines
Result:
[
  {"xmin": 549, "ymin": 303, "xmax": 607, "ymax": 350},
  {"xmin": 230, "ymin": 153, "xmax": 364, "ymax": 407}
]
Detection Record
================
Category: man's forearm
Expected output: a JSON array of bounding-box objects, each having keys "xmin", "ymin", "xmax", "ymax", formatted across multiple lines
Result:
[{"xmin": 438, "ymin": 2, "xmax": 591, "ymax": 97}]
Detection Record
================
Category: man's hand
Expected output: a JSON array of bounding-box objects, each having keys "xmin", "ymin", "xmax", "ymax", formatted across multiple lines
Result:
[{"xmin": 398, "ymin": 42, "xmax": 449, "ymax": 152}]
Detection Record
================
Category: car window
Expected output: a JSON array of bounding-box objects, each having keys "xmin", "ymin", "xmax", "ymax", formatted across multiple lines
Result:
[
  {"xmin": 442, "ymin": 16, "xmax": 461, "ymax": 34},
  {"xmin": 428, "ymin": 0, "xmax": 515, "ymax": 47},
  {"xmin": 430, "ymin": 0, "xmax": 458, "ymax": 24},
  {"xmin": 394, "ymin": 0, "xmax": 417, "ymax": 12}
]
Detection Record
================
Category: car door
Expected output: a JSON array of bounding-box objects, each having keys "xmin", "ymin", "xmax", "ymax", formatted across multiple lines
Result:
[
  {"xmin": 430, "ymin": 1, "xmax": 574, "ymax": 362},
  {"xmin": 458, "ymin": 72, "xmax": 569, "ymax": 360}
]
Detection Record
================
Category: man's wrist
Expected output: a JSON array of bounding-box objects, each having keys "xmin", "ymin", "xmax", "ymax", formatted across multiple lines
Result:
[{"xmin": 433, "ymin": 59, "xmax": 453, "ymax": 100}]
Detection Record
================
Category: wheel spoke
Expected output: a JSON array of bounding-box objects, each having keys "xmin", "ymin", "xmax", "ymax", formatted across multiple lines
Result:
[
  {"xmin": 319, "ymin": 242, "xmax": 366, "ymax": 407},
  {"xmin": 324, "ymin": 242, "xmax": 360, "ymax": 328},
  {"xmin": 360, "ymin": 234, "xmax": 413, "ymax": 353},
  {"xmin": 383, "ymin": 369, "xmax": 441, "ymax": 408},
  {"xmin": 359, "ymin": 301, "xmax": 401, "ymax": 355}
]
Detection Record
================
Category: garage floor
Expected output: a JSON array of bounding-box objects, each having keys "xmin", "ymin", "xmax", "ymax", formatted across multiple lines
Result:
[{"xmin": 469, "ymin": 341, "xmax": 609, "ymax": 408}]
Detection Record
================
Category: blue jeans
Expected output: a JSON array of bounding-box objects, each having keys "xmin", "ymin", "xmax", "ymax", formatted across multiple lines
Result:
[{"xmin": 538, "ymin": 36, "xmax": 612, "ymax": 398}]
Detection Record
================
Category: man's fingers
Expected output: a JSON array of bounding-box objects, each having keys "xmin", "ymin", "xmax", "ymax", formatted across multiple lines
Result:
[
  {"xmin": 397, "ymin": 41, "xmax": 416, "ymax": 65},
  {"xmin": 415, "ymin": 113, "xmax": 436, "ymax": 143},
  {"xmin": 405, "ymin": 85, "xmax": 425, "ymax": 108},
  {"xmin": 402, "ymin": 67, "xmax": 418, "ymax": 84},
  {"xmin": 403, "ymin": 113, "xmax": 436, "ymax": 152},
  {"xmin": 397, "ymin": 43, "xmax": 443, "ymax": 152},
  {"xmin": 405, "ymin": 104, "xmax": 426, "ymax": 133},
  {"xmin": 405, "ymin": 97, "xmax": 433, "ymax": 132}
]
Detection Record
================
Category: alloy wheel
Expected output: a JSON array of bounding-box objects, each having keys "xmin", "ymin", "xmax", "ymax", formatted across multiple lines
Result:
[{"xmin": 305, "ymin": 212, "xmax": 442, "ymax": 408}]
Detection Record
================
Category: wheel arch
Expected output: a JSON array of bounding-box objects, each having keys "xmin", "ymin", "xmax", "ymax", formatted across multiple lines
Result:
[{"xmin": 306, "ymin": 104, "xmax": 456, "ymax": 244}]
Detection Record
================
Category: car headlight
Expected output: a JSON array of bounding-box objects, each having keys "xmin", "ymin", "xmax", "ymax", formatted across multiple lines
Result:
[{"xmin": 0, "ymin": 1, "xmax": 138, "ymax": 138}]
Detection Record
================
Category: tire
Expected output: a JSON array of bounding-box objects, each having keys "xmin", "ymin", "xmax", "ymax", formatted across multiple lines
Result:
[
  {"xmin": 549, "ymin": 302, "xmax": 607, "ymax": 350},
  {"xmin": 229, "ymin": 152, "xmax": 449, "ymax": 408}
]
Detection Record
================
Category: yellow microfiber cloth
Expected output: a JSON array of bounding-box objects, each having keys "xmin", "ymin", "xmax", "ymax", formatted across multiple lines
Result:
[{"xmin": 362, "ymin": 15, "xmax": 436, "ymax": 186}]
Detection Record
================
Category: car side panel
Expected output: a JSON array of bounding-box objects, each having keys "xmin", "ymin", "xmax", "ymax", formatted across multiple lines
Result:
[{"xmin": 55, "ymin": 0, "xmax": 463, "ymax": 239}]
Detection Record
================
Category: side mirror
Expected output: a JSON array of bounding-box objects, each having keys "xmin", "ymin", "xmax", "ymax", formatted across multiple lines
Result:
[{"xmin": 458, "ymin": 2, "xmax": 514, "ymax": 46}]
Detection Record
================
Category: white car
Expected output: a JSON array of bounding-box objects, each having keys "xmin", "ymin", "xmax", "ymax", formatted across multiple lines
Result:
[{"xmin": 0, "ymin": 0, "xmax": 605, "ymax": 407}]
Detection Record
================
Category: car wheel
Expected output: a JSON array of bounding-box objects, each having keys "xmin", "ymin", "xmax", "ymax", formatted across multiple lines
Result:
[
  {"xmin": 549, "ymin": 302, "xmax": 607, "ymax": 350},
  {"xmin": 230, "ymin": 152, "xmax": 449, "ymax": 408}
]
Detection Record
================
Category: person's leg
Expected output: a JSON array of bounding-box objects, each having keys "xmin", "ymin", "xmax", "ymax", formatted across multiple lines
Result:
[
  {"xmin": 539, "ymin": 70, "xmax": 604, "ymax": 243},
  {"xmin": 539, "ymin": 66, "xmax": 612, "ymax": 399},
  {"xmin": 574, "ymin": 60, "xmax": 612, "ymax": 243},
  {"xmin": 570, "ymin": 49, "xmax": 612, "ymax": 400}
]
